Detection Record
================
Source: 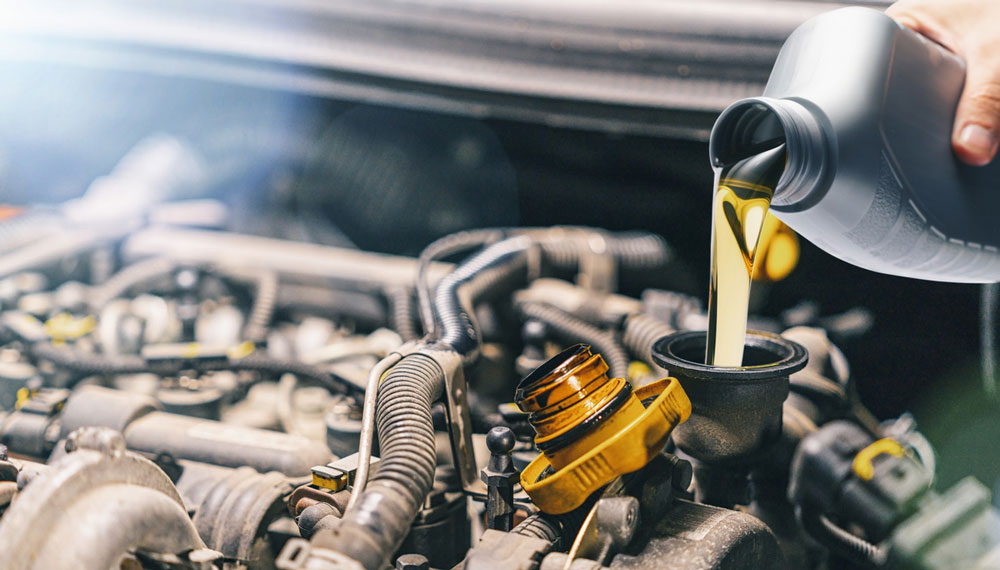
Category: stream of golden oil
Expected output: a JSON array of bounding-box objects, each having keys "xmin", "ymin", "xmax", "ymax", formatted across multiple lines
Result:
[{"xmin": 706, "ymin": 144, "xmax": 786, "ymax": 366}]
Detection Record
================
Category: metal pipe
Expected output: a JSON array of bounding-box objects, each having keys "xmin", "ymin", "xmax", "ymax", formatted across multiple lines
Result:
[
  {"xmin": 122, "ymin": 227, "xmax": 454, "ymax": 294},
  {"xmin": 346, "ymin": 351, "xmax": 403, "ymax": 512}
]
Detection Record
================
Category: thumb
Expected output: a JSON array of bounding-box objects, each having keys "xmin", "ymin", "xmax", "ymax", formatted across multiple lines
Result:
[{"xmin": 953, "ymin": 66, "xmax": 1000, "ymax": 166}]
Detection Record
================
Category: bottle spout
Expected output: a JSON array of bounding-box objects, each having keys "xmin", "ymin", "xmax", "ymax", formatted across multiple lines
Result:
[{"xmin": 710, "ymin": 97, "xmax": 834, "ymax": 209}]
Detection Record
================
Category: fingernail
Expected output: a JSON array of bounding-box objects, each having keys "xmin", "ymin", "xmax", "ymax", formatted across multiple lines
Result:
[{"xmin": 958, "ymin": 124, "xmax": 998, "ymax": 164}]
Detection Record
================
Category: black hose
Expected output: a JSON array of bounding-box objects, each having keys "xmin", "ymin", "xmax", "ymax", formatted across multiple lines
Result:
[
  {"xmin": 517, "ymin": 301, "xmax": 629, "ymax": 379},
  {"xmin": 799, "ymin": 508, "xmax": 886, "ymax": 567},
  {"xmin": 433, "ymin": 236, "xmax": 531, "ymax": 361},
  {"xmin": 417, "ymin": 228, "xmax": 675, "ymax": 337},
  {"xmin": 416, "ymin": 228, "xmax": 507, "ymax": 337},
  {"xmin": 319, "ymin": 354, "xmax": 445, "ymax": 570},
  {"xmin": 512, "ymin": 506, "xmax": 590, "ymax": 551},
  {"xmin": 512, "ymin": 512, "xmax": 561, "ymax": 543},
  {"xmin": 386, "ymin": 286, "xmax": 420, "ymax": 342},
  {"xmin": 621, "ymin": 313, "xmax": 675, "ymax": 368}
]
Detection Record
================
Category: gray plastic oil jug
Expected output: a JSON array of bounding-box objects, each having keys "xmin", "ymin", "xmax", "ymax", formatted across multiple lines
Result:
[{"xmin": 709, "ymin": 7, "xmax": 1000, "ymax": 283}]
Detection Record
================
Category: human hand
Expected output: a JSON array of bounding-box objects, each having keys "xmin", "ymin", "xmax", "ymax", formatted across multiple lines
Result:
[{"xmin": 887, "ymin": 0, "xmax": 1000, "ymax": 166}]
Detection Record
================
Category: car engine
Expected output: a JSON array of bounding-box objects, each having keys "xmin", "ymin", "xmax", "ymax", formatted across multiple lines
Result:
[{"xmin": 0, "ymin": 1, "xmax": 997, "ymax": 569}]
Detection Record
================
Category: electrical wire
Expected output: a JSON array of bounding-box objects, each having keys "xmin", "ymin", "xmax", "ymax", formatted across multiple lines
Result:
[{"xmin": 27, "ymin": 341, "xmax": 361, "ymax": 395}]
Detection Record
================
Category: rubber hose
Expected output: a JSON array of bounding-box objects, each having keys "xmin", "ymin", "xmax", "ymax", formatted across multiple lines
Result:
[
  {"xmin": 606, "ymin": 232, "xmax": 673, "ymax": 269},
  {"xmin": 418, "ymin": 228, "xmax": 672, "ymax": 336},
  {"xmin": 622, "ymin": 313, "xmax": 675, "ymax": 367},
  {"xmin": 433, "ymin": 236, "xmax": 531, "ymax": 361},
  {"xmin": 512, "ymin": 506, "xmax": 590, "ymax": 551},
  {"xmin": 511, "ymin": 512, "xmax": 561, "ymax": 543},
  {"xmin": 321, "ymin": 354, "xmax": 445, "ymax": 570},
  {"xmin": 417, "ymin": 228, "xmax": 507, "ymax": 337},
  {"xmin": 244, "ymin": 271, "xmax": 278, "ymax": 344},
  {"xmin": 538, "ymin": 231, "xmax": 672, "ymax": 270},
  {"xmin": 517, "ymin": 301, "xmax": 629, "ymax": 379},
  {"xmin": 461, "ymin": 261, "xmax": 526, "ymax": 306},
  {"xmin": 386, "ymin": 286, "xmax": 420, "ymax": 342}
]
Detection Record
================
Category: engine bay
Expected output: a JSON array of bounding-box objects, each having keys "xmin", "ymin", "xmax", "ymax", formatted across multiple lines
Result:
[{"xmin": 0, "ymin": 1, "xmax": 998, "ymax": 569}]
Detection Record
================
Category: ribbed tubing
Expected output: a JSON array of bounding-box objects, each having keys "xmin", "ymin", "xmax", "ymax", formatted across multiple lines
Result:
[{"xmin": 329, "ymin": 354, "xmax": 445, "ymax": 570}]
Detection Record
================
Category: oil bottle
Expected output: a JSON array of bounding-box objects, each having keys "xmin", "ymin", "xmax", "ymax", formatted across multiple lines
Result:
[{"xmin": 710, "ymin": 7, "xmax": 1000, "ymax": 283}]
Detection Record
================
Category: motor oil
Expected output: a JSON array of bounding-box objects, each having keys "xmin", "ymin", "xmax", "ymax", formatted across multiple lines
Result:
[
  {"xmin": 706, "ymin": 144, "xmax": 786, "ymax": 366},
  {"xmin": 709, "ymin": 7, "xmax": 1000, "ymax": 284}
]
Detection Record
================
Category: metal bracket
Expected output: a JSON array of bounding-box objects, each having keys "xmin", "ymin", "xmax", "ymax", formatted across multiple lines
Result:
[{"xmin": 425, "ymin": 347, "xmax": 486, "ymax": 496}]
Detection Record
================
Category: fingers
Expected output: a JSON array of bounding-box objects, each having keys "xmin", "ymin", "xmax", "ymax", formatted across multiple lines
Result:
[
  {"xmin": 885, "ymin": 2, "xmax": 957, "ymax": 52},
  {"xmin": 952, "ymin": 68, "xmax": 1000, "ymax": 165},
  {"xmin": 887, "ymin": 0, "xmax": 1000, "ymax": 166}
]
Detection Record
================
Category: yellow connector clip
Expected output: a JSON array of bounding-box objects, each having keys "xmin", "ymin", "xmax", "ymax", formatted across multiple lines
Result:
[
  {"xmin": 516, "ymin": 345, "xmax": 691, "ymax": 514},
  {"xmin": 852, "ymin": 438, "xmax": 906, "ymax": 481}
]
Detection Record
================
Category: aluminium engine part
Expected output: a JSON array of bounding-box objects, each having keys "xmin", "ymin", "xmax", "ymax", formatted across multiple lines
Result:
[
  {"xmin": 155, "ymin": 371, "xmax": 236, "ymax": 421},
  {"xmin": 0, "ymin": 427, "xmax": 215, "ymax": 570},
  {"xmin": 0, "ymin": 385, "xmax": 332, "ymax": 476},
  {"xmin": 601, "ymin": 499, "xmax": 785, "ymax": 570},
  {"xmin": 66, "ymin": 388, "xmax": 333, "ymax": 476}
]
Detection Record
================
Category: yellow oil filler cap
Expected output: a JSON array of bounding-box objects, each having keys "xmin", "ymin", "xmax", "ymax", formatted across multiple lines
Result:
[{"xmin": 515, "ymin": 344, "xmax": 691, "ymax": 514}]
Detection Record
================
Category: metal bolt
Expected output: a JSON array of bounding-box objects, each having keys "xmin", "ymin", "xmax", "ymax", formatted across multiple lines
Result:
[
  {"xmin": 481, "ymin": 426, "xmax": 519, "ymax": 531},
  {"xmin": 667, "ymin": 454, "xmax": 693, "ymax": 493},
  {"xmin": 395, "ymin": 554, "xmax": 430, "ymax": 570}
]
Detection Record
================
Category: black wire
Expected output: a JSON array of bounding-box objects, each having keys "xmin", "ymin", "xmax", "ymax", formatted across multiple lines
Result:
[
  {"xmin": 28, "ymin": 341, "xmax": 362, "ymax": 395},
  {"xmin": 798, "ymin": 507, "xmax": 886, "ymax": 567}
]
